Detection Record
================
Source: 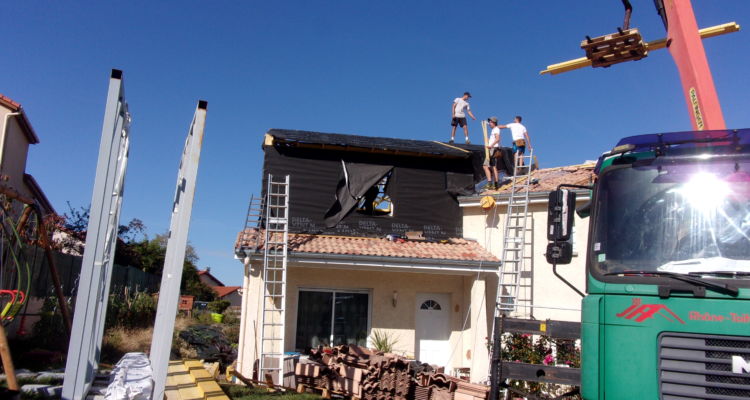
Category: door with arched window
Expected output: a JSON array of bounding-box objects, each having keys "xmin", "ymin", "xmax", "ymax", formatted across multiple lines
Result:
[{"xmin": 415, "ymin": 293, "xmax": 451, "ymax": 367}]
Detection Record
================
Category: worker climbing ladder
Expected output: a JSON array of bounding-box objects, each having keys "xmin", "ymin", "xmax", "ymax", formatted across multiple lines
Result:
[
  {"xmin": 259, "ymin": 174, "xmax": 290, "ymax": 385},
  {"xmin": 495, "ymin": 150, "xmax": 535, "ymax": 317}
]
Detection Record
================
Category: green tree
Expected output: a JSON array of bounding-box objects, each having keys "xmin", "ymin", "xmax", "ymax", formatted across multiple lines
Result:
[{"xmin": 55, "ymin": 204, "xmax": 216, "ymax": 300}]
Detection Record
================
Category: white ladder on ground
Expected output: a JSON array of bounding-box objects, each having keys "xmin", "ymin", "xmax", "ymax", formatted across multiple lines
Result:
[
  {"xmin": 259, "ymin": 174, "xmax": 290, "ymax": 385},
  {"xmin": 495, "ymin": 150, "xmax": 534, "ymax": 317}
]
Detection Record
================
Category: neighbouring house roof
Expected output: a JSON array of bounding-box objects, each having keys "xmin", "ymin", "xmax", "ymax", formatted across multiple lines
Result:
[
  {"xmin": 197, "ymin": 269, "xmax": 225, "ymax": 287},
  {"xmin": 265, "ymin": 128, "xmax": 483, "ymax": 159},
  {"xmin": 212, "ymin": 285, "xmax": 241, "ymax": 298},
  {"xmin": 23, "ymin": 174, "xmax": 55, "ymax": 215},
  {"xmin": 462, "ymin": 163, "xmax": 596, "ymax": 202},
  {"xmin": 0, "ymin": 93, "xmax": 40, "ymax": 144},
  {"xmin": 235, "ymin": 228, "xmax": 500, "ymax": 265}
]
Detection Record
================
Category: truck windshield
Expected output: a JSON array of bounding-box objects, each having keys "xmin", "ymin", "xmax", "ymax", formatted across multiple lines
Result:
[{"xmin": 592, "ymin": 156, "xmax": 750, "ymax": 276}]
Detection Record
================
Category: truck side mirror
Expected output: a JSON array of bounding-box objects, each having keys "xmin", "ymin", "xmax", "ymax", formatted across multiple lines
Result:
[
  {"xmin": 545, "ymin": 242, "xmax": 573, "ymax": 264},
  {"xmin": 547, "ymin": 189, "xmax": 576, "ymax": 241}
]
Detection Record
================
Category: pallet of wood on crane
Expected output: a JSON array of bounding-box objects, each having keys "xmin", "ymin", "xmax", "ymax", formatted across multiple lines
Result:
[{"xmin": 580, "ymin": 28, "xmax": 647, "ymax": 68}]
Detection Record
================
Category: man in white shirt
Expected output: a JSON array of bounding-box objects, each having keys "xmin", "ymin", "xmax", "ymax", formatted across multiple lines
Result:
[
  {"xmin": 483, "ymin": 116, "xmax": 502, "ymax": 189},
  {"xmin": 450, "ymin": 92, "xmax": 476, "ymax": 144},
  {"xmin": 498, "ymin": 115, "xmax": 532, "ymax": 169}
]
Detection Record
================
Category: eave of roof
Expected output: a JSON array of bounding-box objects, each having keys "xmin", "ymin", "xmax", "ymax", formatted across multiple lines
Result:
[
  {"xmin": 235, "ymin": 229, "xmax": 500, "ymax": 268},
  {"xmin": 0, "ymin": 94, "xmax": 40, "ymax": 144},
  {"xmin": 198, "ymin": 269, "xmax": 225, "ymax": 286},
  {"xmin": 23, "ymin": 174, "xmax": 56, "ymax": 215},
  {"xmin": 212, "ymin": 286, "xmax": 240, "ymax": 297}
]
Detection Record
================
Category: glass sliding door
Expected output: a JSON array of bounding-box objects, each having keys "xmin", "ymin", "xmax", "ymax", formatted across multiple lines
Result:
[
  {"xmin": 333, "ymin": 292, "xmax": 369, "ymax": 346},
  {"xmin": 295, "ymin": 289, "xmax": 369, "ymax": 351},
  {"xmin": 295, "ymin": 291, "xmax": 333, "ymax": 350}
]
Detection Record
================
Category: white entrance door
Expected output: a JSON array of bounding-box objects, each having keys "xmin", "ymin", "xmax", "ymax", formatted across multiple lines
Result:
[{"xmin": 415, "ymin": 293, "xmax": 451, "ymax": 367}]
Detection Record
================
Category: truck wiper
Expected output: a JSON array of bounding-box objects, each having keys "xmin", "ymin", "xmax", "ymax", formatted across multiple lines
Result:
[
  {"xmin": 688, "ymin": 271, "xmax": 750, "ymax": 278},
  {"xmin": 604, "ymin": 270, "xmax": 739, "ymax": 297}
]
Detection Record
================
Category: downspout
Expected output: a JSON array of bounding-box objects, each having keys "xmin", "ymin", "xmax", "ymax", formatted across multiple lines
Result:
[{"xmin": 0, "ymin": 112, "xmax": 21, "ymax": 171}]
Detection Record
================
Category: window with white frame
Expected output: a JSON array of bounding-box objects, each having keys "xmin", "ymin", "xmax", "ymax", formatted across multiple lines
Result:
[{"xmin": 295, "ymin": 289, "xmax": 370, "ymax": 351}]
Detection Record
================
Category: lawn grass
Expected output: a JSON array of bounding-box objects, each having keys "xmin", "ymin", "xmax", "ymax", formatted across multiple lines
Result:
[{"xmin": 221, "ymin": 384, "xmax": 322, "ymax": 400}]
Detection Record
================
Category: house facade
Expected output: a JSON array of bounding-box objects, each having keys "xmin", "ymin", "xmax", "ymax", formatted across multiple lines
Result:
[
  {"xmin": 235, "ymin": 130, "xmax": 501, "ymax": 383},
  {"xmin": 0, "ymin": 94, "xmax": 54, "ymax": 215},
  {"xmin": 235, "ymin": 129, "xmax": 596, "ymax": 384},
  {"xmin": 460, "ymin": 164, "xmax": 595, "ymax": 322}
]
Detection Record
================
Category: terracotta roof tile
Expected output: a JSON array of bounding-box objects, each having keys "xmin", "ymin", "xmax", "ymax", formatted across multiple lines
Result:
[
  {"xmin": 235, "ymin": 229, "xmax": 499, "ymax": 263},
  {"xmin": 0, "ymin": 94, "xmax": 39, "ymax": 144},
  {"xmin": 212, "ymin": 286, "xmax": 240, "ymax": 298},
  {"xmin": 0, "ymin": 94, "xmax": 21, "ymax": 111},
  {"xmin": 481, "ymin": 163, "xmax": 595, "ymax": 195}
]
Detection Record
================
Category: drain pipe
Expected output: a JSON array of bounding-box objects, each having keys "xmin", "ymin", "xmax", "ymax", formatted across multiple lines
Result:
[{"xmin": 0, "ymin": 112, "xmax": 21, "ymax": 170}]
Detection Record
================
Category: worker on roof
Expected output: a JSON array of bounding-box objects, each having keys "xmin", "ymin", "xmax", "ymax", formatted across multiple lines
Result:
[
  {"xmin": 498, "ymin": 115, "xmax": 532, "ymax": 170},
  {"xmin": 483, "ymin": 117, "xmax": 502, "ymax": 190},
  {"xmin": 450, "ymin": 91, "xmax": 476, "ymax": 144}
]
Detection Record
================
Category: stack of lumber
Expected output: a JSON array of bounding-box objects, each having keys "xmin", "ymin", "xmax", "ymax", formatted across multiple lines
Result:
[
  {"xmin": 294, "ymin": 345, "xmax": 489, "ymax": 400},
  {"xmin": 165, "ymin": 360, "xmax": 229, "ymax": 400}
]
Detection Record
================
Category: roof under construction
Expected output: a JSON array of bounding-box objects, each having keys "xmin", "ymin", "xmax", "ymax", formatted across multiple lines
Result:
[
  {"xmin": 265, "ymin": 128, "xmax": 482, "ymax": 158},
  {"xmin": 259, "ymin": 129, "xmax": 485, "ymax": 239}
]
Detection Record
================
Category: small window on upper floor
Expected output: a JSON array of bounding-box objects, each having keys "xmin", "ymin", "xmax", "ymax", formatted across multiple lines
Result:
[{"xmin": 356, "ymin": 171, "xmax": 393, "ymax": 217}]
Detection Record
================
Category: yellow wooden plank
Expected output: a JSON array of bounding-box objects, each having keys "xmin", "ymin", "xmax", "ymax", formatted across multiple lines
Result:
[
  {"xmin": 190, "ymin": 368, "xmax": 213, "ymax": 382},
  {"xmin": 197, "ymin": 380, "xmax": 225, "ymax": 396},
  {"xmin": 184, "ymin": 360, "xmax": 205, "ymax": 369},
  {"xmin": 165, "ymin": 387, "xmax": 182, "ymax": 400},
  {"xmin": 178, "ymin": 386, "xmax": 205, "ymax": 400}
]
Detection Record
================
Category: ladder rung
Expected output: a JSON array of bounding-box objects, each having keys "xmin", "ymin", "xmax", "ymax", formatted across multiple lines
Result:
[
  {"xmin": 263, "ymin": 323, "xmax": 284, "ymax": 326},
  {"xmin": 262, "ymin": 337, "xmax": 283, "ymax": 341},
  {"xmin": 265, "ymin": 281, "xmax": 285, "ymax": 284}
]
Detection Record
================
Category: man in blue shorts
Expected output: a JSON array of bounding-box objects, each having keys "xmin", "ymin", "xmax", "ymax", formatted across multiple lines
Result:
[{"xmin": 498, "ymin": 116, "xmax": 532, "ymax": 169}]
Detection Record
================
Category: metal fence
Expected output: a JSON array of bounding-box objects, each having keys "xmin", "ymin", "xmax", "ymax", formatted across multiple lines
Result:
[{"xmin": 22, "ymin": 246, "xmax": 160, "ymax": 297}]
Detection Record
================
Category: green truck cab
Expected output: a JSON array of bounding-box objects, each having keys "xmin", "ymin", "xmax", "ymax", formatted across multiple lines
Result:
[{"xmin": 553, "ymin": 129, "xmax": 750, "ymax": 399}]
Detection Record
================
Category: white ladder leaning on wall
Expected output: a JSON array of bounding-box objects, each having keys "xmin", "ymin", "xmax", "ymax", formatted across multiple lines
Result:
[
  {"xmin": 495, "ymin": 149, "xmax": 534, "ymax": 318},
  {"xmin": 259, "ymin": 174, "xmax": 291, "ymax": 385}
]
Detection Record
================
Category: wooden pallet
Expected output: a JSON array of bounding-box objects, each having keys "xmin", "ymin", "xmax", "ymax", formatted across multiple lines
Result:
[
  {"xmin": 296, "ymin": 383, "xmax": 361, "ymax": 400},
  {"xmin": 580, "ymin": 28, "xmax": 648, "ymax": 68}
]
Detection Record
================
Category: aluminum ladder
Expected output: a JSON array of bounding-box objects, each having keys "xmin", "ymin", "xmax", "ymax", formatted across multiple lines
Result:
[
  {"xmin": 259, "ymin": 174, "xmax": 290, "ymax": 385},
  {"xmin": 495, "ymin": 149, "xmax": 534, "ymax": 317},
  {"xmin": 240, "ymin": 194, "xmax": 265, "ymax": 252}
]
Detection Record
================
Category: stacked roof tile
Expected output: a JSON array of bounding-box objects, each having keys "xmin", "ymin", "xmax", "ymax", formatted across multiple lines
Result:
[{"xmin": 481, "ymin": 163, "xmax": 595, "ymax": 195}]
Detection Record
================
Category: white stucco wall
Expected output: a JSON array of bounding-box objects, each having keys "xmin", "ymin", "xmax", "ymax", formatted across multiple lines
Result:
[
  {"xmin": 237, "ymin": 258, "xmax": 496, "ymax": 383},
  {"xmin": 461, "ymin": 196, "xmax": 589, "ymax": 322},
  {"xmin": 0, "ymin": 108, "xmax": 33, "ymax": 201}
]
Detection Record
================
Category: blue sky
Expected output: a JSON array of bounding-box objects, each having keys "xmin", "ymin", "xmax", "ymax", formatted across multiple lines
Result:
[{"xmin": 3, "ymin": 1, "xmax": 749, "ymax": 286}]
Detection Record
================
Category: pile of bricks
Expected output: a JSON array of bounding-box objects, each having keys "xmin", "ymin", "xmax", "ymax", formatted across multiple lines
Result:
[{"xmin": 294, "ymin": 345, "xmax": 489, "ymax": 400}]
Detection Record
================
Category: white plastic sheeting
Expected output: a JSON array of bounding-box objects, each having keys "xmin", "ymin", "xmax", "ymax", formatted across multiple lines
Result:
[{"xmin": 105, "ymin": 352, "xmax": 154, "ymax": 400}]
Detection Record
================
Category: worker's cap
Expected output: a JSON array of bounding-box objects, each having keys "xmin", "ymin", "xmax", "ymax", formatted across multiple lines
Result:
[
  {"xmin": 488, "ymin": 116, "xmax": 498, "ymax": 123},
  {"xmin": 463, "ymin": 91, "xmax": 472, "ymax": 98}
]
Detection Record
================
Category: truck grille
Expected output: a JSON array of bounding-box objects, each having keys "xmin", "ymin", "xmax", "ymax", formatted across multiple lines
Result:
[{"xmin": 659, "ymin": 332, "xmax": 750, "ymax": 399}]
